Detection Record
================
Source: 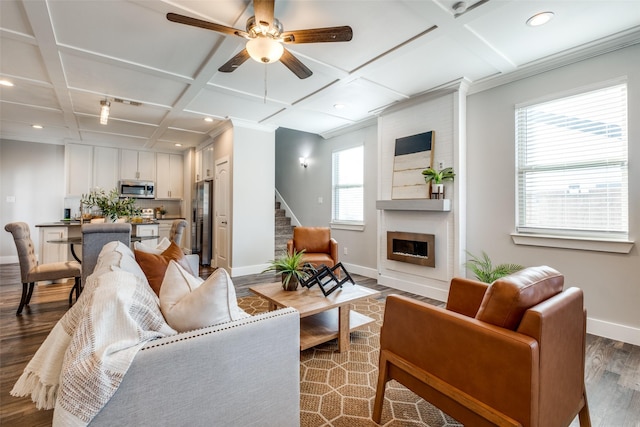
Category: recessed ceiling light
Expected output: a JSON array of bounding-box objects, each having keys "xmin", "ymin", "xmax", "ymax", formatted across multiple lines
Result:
[
  {"xmin": 204, "ymin": 117, "xmax": 214, "ymax": 122},
  {"xmin": 174, "ymin": 143, "xmax": 182, "ymax": 147},
  {"xmin": 32, "ymin": 124, "xmax": 43, "ymax": 129},
  {"xmin": 333, "ymin": 103, "xmax": 345, "ymax": 110},
  {"xmin": 0, "ymin": 79, "xmax": 14, "ymax": 87},
  {"xmin": 527, "ymin": 11, "xmax": 554, "ymax": 27}
]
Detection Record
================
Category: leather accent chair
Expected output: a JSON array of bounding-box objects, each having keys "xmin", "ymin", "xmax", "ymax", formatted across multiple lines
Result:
[
  {"xmin": 373, "ymin": 266, "xmax": 591, "ymax": 427},
  {"xmin": 81, "ymin": 223, "xmax": 131, "ymax": 285},
  {"xmin": 286, "ymin": 226, "xmax": 338, "ymax": 268},
  {"xmin": 169, "ymin": 219, "xmax": 188, "ymax": 246},
  {"xmin": 4, "ymin": 222, "xmax": 81, "ymax": 315}
]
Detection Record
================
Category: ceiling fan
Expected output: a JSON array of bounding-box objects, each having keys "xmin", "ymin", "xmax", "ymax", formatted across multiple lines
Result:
[{"xmin": 167, "ymin": 0, "xmax": 352, "ymax": 79}]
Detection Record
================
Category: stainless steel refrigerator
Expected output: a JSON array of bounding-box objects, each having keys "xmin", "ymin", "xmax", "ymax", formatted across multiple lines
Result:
[{"xmin": 192, "ymin": 180, "xmax": 213, "ymax": 265}]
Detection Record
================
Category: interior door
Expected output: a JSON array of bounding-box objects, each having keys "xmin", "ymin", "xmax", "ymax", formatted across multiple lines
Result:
[{"xmin": 214, "ymin": 157, "xmax": 230, "ymax": 272}]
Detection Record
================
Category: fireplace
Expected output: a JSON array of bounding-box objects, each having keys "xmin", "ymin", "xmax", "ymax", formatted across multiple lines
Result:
[{"xmin": 386, "ymin": 231, "xmax": 435, "ymax": 267}]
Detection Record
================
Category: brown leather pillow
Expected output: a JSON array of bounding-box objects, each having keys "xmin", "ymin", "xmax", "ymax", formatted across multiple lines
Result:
[
  {"xmin": 135, "ymin": 241, "xmax": 194, "ymax": 296},
  {"xmin": 475, "ymin": 265, "xmax": 564, "ymax": 330}
]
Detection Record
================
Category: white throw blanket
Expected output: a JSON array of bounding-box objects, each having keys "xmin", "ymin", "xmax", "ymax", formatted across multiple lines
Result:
[{"xmin": 11, "ymin": 268, "xmax": 175, "ymax": 426}]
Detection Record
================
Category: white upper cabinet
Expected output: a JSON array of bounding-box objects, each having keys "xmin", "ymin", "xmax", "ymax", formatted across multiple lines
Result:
[
  {"xmin": 202, "ymin": 144, "xmax": 214, "ymax": 181},
  {"xmin": 195, "ymin": 148, "xmax": 203, "ymax": 182},
  {"xmin": 66, "ymin": 144, "xmax": 120, "ymax": 196},
  {"xmin": 93, "ymin": 146, "xmax": 119, "ymax": 191},
  {"xmin": 156, "ymin": 153, "xmax": 184, "ymax": 199},
  {"xmin": 66, "ymin": 144, "xmax": 93, "ymax": 196},
  {"xmin": 120, "ymin": 149, "xmax": 156, "ymax": 181}
]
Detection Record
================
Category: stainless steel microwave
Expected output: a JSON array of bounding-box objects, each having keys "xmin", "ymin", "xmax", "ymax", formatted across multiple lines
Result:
[{"xmin": 118, "ymin": 180, "xmax": 155, "ymax": 199}]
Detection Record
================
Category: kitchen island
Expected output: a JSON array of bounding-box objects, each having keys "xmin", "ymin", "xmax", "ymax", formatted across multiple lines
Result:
[{"xmin": 36, "ymin": 221, "xmax": 159, "ymax": 264}]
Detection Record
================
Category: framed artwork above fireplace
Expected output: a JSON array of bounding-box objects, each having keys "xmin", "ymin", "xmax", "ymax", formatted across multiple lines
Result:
[{"xmin": 391, "ymin": 131, "xmax": 434, "ymax": 199}]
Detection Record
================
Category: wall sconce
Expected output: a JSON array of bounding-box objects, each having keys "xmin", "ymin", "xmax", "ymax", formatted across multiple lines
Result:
[{"xmin": 299, "ymin": 157, "xmax": 308, "ymax": 168}]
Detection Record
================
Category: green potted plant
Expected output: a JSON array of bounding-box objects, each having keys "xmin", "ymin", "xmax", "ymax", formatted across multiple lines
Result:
[
  {"xmin": 81, "ymin": 188, "xmax": 141, "ymax": 222},
  {"xmin": 422, "ymin": 166, "xmax": 455, "ymax": 199},
  {"xmin": 263, "ymin": 250, "xmax": 310, "ymax": 291},
  {"xmin": 464, "ymin": 250, "xmax": 524, "ymax": 283}
]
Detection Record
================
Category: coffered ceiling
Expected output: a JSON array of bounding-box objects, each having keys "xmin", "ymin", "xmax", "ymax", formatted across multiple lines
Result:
[{"xmin": 1, "ymin": 0, "xmax": 639, "ymax": 152}]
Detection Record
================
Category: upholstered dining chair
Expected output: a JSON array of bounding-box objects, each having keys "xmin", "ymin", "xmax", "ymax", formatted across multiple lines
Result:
[
  {"xmin": 286, "ymin": 226, "xmax": 338, "ymax": 269},
  {"xmin": 373, "ymin": 266, "xmax": 591, "ymax": 427},
  {"xmin": 81, "ymin": 223, "xmax": 131, "ymax": 285},
  {"xmin": 4, "ymin": 222, "xmax": 82, "ymax": 316},
  {"xmin": 169, "ymin": 219, "xmax": 188, "ymax": 246}
]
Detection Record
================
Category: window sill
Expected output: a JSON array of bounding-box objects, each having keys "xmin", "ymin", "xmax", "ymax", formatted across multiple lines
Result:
[
  {"xmin": 511, "ymin": 233, "xmax": 634, "ymax": 254},
  {"xmin": 330, "ymin": 222, "xmax": 365, "ymax": 231}
]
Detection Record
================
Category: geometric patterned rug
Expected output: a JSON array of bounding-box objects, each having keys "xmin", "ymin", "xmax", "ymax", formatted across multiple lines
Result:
[{"xmin": 237, "ymin": 296, "xmax": 463, "ymax": 427}]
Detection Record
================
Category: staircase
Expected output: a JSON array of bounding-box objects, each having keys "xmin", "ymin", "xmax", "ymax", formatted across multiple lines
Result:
[{"xmin": 275, "ymin": 200, "xmax": 295, "ymax": 258}]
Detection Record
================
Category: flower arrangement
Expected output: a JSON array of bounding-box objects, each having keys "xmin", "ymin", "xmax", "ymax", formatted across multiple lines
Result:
[{"xmin": 81, "ymin": 188, "xmax": 141, "ymax": 222}]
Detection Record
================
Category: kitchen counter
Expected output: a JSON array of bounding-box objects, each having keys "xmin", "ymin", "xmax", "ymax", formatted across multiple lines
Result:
[{"xmin": 36, "ymin": 220, "xmax": 160, "ymax": 227}]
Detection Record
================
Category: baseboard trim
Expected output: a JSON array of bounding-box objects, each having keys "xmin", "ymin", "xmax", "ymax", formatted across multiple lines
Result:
[
  {"xmin": 378, "ymin": 274, "xmax": 449, "ymax": 302},
  {"xmin": 231, "ymin": 263, "xmax": 271, "ymax": 277},
  {"xmin": 0, "ymin": 256, "xmax": 18, "ymax": 265},
  {"xmin": 587, "ymin": 317, "xmax": 640, "ymax": 346},
  {"xmin": 341, "ymin": 263, "xmax": 377, "ymax": 280}
]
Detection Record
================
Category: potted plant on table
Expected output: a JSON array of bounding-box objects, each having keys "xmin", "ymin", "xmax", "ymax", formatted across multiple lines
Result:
[
  {"xmin": 422, "ymin": 166, "xmax": 455, "ymax": 199},
  {"xmin": 81, "ymin": 188, "xmax": 141, "ymax": 222},
  {"xmin": 263, "ymin": 250, "xmax": 310, "ymax": 291}
]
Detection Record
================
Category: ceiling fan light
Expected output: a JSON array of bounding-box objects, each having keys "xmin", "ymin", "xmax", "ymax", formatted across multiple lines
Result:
[
  {"xmin": 100, "ymin": 99, "xmax": 110, "ymax": 125},
  {"xmin": 246, "ymin": 37, "xmax": 284, "ymax": 64}
]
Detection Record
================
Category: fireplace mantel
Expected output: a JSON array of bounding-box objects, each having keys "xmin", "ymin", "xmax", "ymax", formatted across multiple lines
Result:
[{"xmin": 376, "ymin": 199, "xmax": 451, "ymax": 212}]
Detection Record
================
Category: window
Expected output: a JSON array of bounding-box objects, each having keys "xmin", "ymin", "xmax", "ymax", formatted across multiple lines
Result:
[
  {"xmin": 332, "ymin": 145, "xmax": 364, "ymax": 226},
  {"xmin": 515, "ymin": 82, "xmax": 628, "ymax": 240}
]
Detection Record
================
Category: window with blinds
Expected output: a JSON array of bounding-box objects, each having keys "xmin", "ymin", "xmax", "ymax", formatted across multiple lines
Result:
[
  {"xmin": 332, "ymin": 145, "xmax": 364, "ymax": 224},
  {"xmin": 515, "ymin": 82, "xmax": 628, "ymax": 239}
]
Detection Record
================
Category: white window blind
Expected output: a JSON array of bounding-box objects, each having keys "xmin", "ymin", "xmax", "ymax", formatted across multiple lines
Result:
[
  {"xmin": 515, "ymin": 83, "xmax": 628, "ymax": 239},
  {"xmin": 332, "ymin": 146, "xmax": 364, "ymax": 224}
]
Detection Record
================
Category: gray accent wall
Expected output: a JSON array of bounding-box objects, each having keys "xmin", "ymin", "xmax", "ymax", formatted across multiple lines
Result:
[{"xmin": 275, "ymin": 126, "xmax": 379, "ymax": 274}]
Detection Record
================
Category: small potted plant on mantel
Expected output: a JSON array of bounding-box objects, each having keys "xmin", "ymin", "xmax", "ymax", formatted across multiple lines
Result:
[
  {"xmin": 422, "ymin": 166, "xmax": 455, "ymax": 199},
  {"xmin": 263, "ymin": 250, "xmax": 310, "ymax": 291}
]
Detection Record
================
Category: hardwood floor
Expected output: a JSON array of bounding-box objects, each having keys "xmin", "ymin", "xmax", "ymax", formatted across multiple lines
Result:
[{"xmin": 1, "ymin": 263, "xmax": 638, "ymax": 426}]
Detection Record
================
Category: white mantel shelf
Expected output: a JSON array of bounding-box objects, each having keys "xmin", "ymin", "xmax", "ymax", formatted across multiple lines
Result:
[{"xmin": 376, "ymin": 199, "xmax": 451, "ymax": 212}]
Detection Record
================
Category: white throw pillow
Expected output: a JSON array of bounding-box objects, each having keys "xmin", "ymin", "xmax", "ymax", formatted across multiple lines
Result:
[
  {"xmin": 134, "ymin": 237, "xmax": 171, "ymax": 254},
  {"xmin": 159, "ymin": 261, "xmax": 250, "ymax": 332}
]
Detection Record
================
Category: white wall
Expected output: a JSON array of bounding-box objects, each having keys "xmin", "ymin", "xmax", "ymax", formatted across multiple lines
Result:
[
  {"xmin": 1, "ymin": 140, "xmax": 66, "ymax": 263},
  {"xmin": 230, "ymin": 124, "xmax": 275, "ymax": 276},
  {"xmin": 466, "ymin": 44, "xmax": 640, "ymax": 345}
]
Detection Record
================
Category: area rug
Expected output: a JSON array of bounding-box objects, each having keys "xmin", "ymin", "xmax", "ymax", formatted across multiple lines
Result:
[{"xmin": 237, "ymin": 296, "xmax": 463, "ymax": 427}]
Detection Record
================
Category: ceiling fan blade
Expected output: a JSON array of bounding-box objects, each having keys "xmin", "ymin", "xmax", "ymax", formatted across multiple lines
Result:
[
  {"xmin": 253, "ymin": 0, "xmax": 275, "ymax": 27},
  {"xmin": 167, "ymin": 12, "xmax": 248, "ymax": 38},
  {"xmin": 218, "ymin": 49, "xmax": 251, "ymax": 73},
  {"xmin": 280, "ymin": 48, "xmax": 312, "ymax": 79},
  {"xmin": 281, "ymin": 26, "xmax": 353, "ymax": 44}
]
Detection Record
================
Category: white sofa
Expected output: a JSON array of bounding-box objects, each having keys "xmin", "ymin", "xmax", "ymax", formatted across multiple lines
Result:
[{"xmin": 13, "ymin": 233, "xmax": 301, "ymax": 427}]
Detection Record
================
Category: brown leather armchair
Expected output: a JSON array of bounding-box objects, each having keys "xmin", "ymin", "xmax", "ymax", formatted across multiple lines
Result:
[
  {"xmin": 286, "ymin": 226, "xmax": 338, "ymax": 269},
  {"xmin": 373, "ymin": 266, "xmax": 591, "ymax": 427}
]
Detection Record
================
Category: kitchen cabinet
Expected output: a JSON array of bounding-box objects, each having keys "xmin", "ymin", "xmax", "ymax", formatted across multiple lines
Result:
[
  {"xmin": 66, "ymin": 144, "xmax": 119, "ymax": 196},
  {"xmin": 200, "ymin": 143, "xmax": 214, "ymax": 181},
  {"xmin": 156, "ymin": 153, "xmax": 184, "ymax": 199},
  {"xmin": 120, "ymin": 149, "xmax": 156, "ymax": 181},
  {"xmin": 93, "ymin": 146, "xmax": 119, "ymax": 191},
  {"xmin": 39, "ymin": 227, "xmax": 68, "ymax": 264},
  {"xmin": 195, "ymin": 148, "xmax": 203, "ymax": 182},
  {"xmin": 157, "ymin": 220, "xmax": 172, "ymax": 242},
  {"xmin": 134, "ymin": 224, "xmax": 159, "ymax": 247}
]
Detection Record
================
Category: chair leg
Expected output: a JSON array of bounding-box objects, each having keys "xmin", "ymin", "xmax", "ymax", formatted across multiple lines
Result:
[
  {"xmin": 578, "ymin": 389, "xmax": 591, "ymax": 427},
  {"xmin": 16, "ymin": 282, "xmax": 30, "ymax": 315},
  {"xmin": 68, "ymin": 277, "xmax": 81, "ymax": 305},
  {"xmin": 25, "ymin": 282, "xmax": 35, "ymax": 305},
  {"xmin": 373, "ymin": 350, "xmax": 390, "ymax": 424}
]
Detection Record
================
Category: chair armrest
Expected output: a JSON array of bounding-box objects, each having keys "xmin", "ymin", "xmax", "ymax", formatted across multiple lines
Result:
[
  {"xmin": 329, "ymin": 238, "xmax": 338, "ymax": 263},
  {"xmin": 445, "ymin": 277, "xmax": 488, "ymax": 317},
  {"xmin": 286, "ymin": 239, "xmax": 294, "ymax": 255},
  {"xmin": 380, "ymin": 295, "xmax": 538, "ymax": 422}
]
